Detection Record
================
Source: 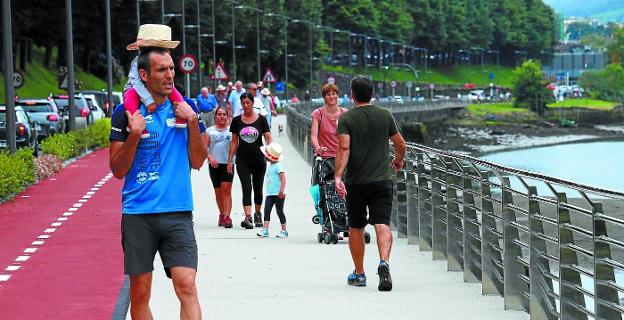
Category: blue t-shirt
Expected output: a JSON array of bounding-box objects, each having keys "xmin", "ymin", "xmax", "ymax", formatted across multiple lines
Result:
[
  {"xmin": 265, "ymin": 162, "xmax": 285, "ymax": 196},
  {"xmin": 196, "ymin": 94, "xmax": 218, "ymax": 112},
  {"xmin": 109, "ymin": 99, "xmax": 206, "ymax": 214}
]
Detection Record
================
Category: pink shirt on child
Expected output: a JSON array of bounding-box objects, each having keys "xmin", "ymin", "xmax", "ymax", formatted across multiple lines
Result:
[{"xmin": 311, "ymin": 107, "xmax": 347, "ymax": 159}]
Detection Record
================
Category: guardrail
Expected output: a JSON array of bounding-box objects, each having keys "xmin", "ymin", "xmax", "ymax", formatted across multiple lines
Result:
[
  {"xmin": 286, "ymin": 105, "xmax": 624, "ymax": 320},
  {"xmin": 288, "ymin": 98, "xmax": 466, "ymax": 116}
]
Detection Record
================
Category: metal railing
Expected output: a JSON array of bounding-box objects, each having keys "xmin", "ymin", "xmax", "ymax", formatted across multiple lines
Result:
[{"xmin": 286, "ymin": 105, "xmax": 624, "ymax": 320}]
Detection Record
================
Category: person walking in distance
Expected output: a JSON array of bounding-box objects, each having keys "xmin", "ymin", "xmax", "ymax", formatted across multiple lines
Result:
[
  {"xmin": 256, "ymin": 142, "xmax": 288, "ymax": 238},
  {"xmin": 334, "ymin": 75, "xmax": 406, "ymax": 291},
  {"xmin": 196, "ymin": 86, "xmax": 218, "ymax": 127},
  {"xmin": 227, "ymin": 92, "xmax": 273, "ymax": 229},
  {"xmin": 109, "ymin": 47, "xmax": 207, "ymax": 318},
  {"xmin": 208, "ymin": 106, "xmax": 235, "ymax": 229}
]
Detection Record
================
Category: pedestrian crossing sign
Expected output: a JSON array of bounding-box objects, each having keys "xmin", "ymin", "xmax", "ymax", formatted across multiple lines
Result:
[
  {"xmin": 263, "ymin": 69, "xmax": 276, "ymax": 83},
  {"xmin": 214, "ymin": 64, "xmax": 229, "ymax": 80}
]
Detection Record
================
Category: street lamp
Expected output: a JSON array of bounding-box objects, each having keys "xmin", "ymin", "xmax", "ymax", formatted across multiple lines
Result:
[
  {"xmin": 165, "ymin": 4, "xmax": 190, "ymax": 91},
  {"xmin": 292, "ymin": 19, "xmax": 315, "ymax": 91},
  {"xmin": 266, "ymin": 12, "xmax": 289, "ymax": 98},
  {"xmin": 334, "ymin": 29, "xmax": 352, "ymax": 68},
  {"xmin": 487, "ymin": 49, "xmax": 500, "ymax": 68},
  {"xmin": 224, "ymin": 0, "xmax": 238, "ymax": 80},
  {"xmin": 236, "ymin": 5, "xmax": 263, "ymax": 81},
  {"xmin": 471, "ymin": 47, "xmax": 485, "ymax": 71}
]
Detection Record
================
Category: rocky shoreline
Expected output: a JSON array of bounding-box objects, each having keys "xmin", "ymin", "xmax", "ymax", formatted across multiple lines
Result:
[{"xmin": 412, "ymin": 122, "xmax": 624, "ymax": 156}]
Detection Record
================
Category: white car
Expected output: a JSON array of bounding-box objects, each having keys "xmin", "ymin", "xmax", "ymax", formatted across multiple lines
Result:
[
  {"xmin": 391, "ymin": 96, "xmax": 404, "ymax": 104},
  {"xmin": 467, "ymin": 90, "xmax": 486, "ymax": 102},
  {"xmin": 83, "ymin": 95, "xmax": 105, "ymax": 122}
]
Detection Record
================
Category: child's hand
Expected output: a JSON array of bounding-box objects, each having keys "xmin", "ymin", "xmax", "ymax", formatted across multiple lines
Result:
[
  {"xmin": 125, "ymin": 110, "xmax": 146, "ymax": 137},
  {"xmin": 173, "ymin": 102, "xmax": 198, "ymax": 123},
  {"xmin": 278, "ymin": 191, "xmax": 286, "ymax": 199}
]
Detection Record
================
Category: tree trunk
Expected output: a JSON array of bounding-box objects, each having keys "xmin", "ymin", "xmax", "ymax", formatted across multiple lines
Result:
[
  {"xmin": 19, "ymin": 40, "xmax": 27, "ymax": 71},
  {"xmin": 56, "ymin": 44, "xmax": 66, "ymax": 68},
  {"xmin": 44, "ymin": 44, "xmax": 52, "ymax": 68},
  {"xmin": 82, "ymin": 44, "xmax": 90, "ymax": 72},
  {"xmin": 27, "ymin": 40, "xmax": 32, "ymax": 64}
]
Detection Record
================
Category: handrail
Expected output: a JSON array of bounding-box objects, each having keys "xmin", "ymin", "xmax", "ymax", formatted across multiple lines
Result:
[{"xmin": 286, "ymin": 105, "xmax": 624, "ymax": 320}]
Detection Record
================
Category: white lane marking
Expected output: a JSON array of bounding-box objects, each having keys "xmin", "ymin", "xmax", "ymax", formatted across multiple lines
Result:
[
  {"xmin": 57, "ymin": 217, "xmax": 68, "ymax": 221},
  {"xmin": 50, "ymin": 178, "xmax": 57, "ymax": 181},
  {"xmin": 90, "ymin": 188, "xmax": 99, "ymax": 191},
  {"xmin": 15, "ymin": 256, "xmax": 30, "ymax": 262},
  {"xmin": 21, "ymin": 196, "xmax": 30, "ymax": 198},
  {"xmin": 82, "ymin": 195, "xmax": 92, "ymax": 199},
  {"xmin": 87, "ymin": 192, "xmax": 95, "ymax": 195},
  {"xmin": 38, "ymin": 235, "xmax": 50, "ymax": 239},
  {"xmin": 24, "ymin": 248, "xmax": 37, "ymax": 253},
  {"xmin": 73, "ymin": 203, "xmax": 83, "ymax": 208},
  {"xmin": 0, "ymin": 275, "xmax": 10, "ymax": 281},
  {"xmin": 63, "ymin": 212, "xmax": 73, "ymax": 216},
  {"xmin": 32, "ymin": 241, "xmax": 44, "ymax": 245},
  {"xmin": 6, "ymin": 266, "xmax": 20, "ymax": 271},
  {"xmin": 44, "ymin": 228, "xmax": 56, "ymax": 233},
  {"xmin": 78, "ymin": 199, "xmax": 88, "ymax": 203},
  {"xmin": 68, "ymin": 208, "xmax": 78, "ymax": 212},
  {"xmin": 51, "ymin": 222, "xmax": 62, "ymax": 227}
]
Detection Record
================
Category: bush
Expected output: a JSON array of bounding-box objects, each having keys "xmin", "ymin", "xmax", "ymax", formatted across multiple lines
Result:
[
  {"xmin": 86, "ymin": 118, "xmax": 112, "ymax": 148},
  {"xmin": 512, "ymin": 60, "xmax": 553, "ymax": 114},
  {"xmin": 40, "ymin": 132, "xmax": 78, "ymax": 160},
  {"xmin": 34, "ymin": 154, "xmax": 63, "ymax": 181},
  {"xmin": 0, "ymin": 150, "xmax": 35, "ymax": 200}
]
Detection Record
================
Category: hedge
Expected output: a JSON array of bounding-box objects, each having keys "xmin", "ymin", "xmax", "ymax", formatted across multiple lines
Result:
[{"xmin": 0, "ymin": 118, "xmax": 111, "ymax": 201}]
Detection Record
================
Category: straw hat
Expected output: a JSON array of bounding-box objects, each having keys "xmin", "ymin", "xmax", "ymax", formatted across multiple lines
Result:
[
  {"xmin": 261, "ymin": 88, "xmax": 271, "ymax": 96},
  {"xmin": 260, "ymin": 142, "xmax": 283, "ymax": 161},
  {"xmin": 127, "ymin": 24, "xmax": 180, "ymax": 51},
  {"xmin": 216, "ymin": 84, "xmax": 226, "ymax": 91}
]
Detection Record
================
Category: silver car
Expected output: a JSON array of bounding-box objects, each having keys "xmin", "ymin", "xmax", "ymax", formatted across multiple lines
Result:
[{"xmin": 15, "ymin": 99, "xmax": 65, "ymax": 141}]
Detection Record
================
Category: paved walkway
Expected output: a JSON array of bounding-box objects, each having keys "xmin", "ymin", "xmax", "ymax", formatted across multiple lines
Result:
[{"xmin": 139, "ymin": 115, "xmax": 529, "ymax": 320}]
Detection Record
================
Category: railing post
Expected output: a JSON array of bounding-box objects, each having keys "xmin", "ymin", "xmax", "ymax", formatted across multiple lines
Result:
[
  {"xmin": 501, "ymin": 176, "xmax": 525, "ymax": 310},
  {"xmin": 431, "ymin": 157, "xmax": 447, "ymax": 260},
  {"xmin": 593, "ymin": 202, "xmax": 621, "ymax": 320},
  {"xmin": 396, "ymin": 165, "xmax": 408, "ymax": 238},
  {"xmin": 417, "ymin": 152, "xmax": 432, "ymax": 251},
  {"xmin": 557, "ymin": 192, "xmax": 588, "ymax": 320},
  {"xmin": 481, "ymin": 171, "xmax": 503, "ymax": 295},
  {"xmin": 528, "ymin": 185, "xmax": 557, "ymax": 320},
  {"xmin": 406, "ymin": 154, "xmax": 420, "ymax": 245},
  {"xmin": 391, "ymin": 164, "xmax": 399, "ymax": 230},
  {"xmin": 462, "ymin": 164, "xmax": 481, "ymax": 283},
  {"xmin": 445, "ymin": 158, "xmax": 463, "ymax": 271}
]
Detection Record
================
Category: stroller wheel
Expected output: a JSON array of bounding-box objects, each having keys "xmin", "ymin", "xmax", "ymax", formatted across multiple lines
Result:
[
  {"xmin": 364, "ymin": 232, "xmax": 371, "ymax": 244},
  {"xmin": 312, "ymin": 215, "xmax": 320, "ymax": 224},
  {"xmin": 317, "ymin": 233, "xmax": 323, "ymax": 243},
  {"xmin": 323, "ymin": 233, "xmax": 332, "ymax": 244},
  {"xmin": 331, "ymin": 233, "xmax": 339, "ymax": 244}
]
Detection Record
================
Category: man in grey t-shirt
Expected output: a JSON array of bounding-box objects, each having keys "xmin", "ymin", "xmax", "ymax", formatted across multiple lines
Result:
[{"xmin": 335, "ymin": 75, "xmax": 406, "ymax": 291}]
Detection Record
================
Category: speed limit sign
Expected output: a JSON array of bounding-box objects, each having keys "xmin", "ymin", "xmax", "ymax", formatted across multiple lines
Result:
[
  {"xmin": 178, "ymin": 54, "xmax": 198, "ymax": 74},
  {"xmin": 13, "ymin": 71, "xmax": 24, "ymax": 89}
]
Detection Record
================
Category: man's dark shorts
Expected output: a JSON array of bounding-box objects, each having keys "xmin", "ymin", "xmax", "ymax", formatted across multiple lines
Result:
[
  {"xmin": 346, "ymin": 180, "xmax": 393, "ymax": 229},
  {"xmin": 121, "ymin": 211, "xmax": 198, "ymax": 278}
]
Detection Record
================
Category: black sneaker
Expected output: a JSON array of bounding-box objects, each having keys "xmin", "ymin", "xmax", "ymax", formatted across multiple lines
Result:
[
  {"xmin": 377, "ymin": 262, "xmax": 392, "ymax": 291},
  {"xmin": 254, "ymin": 212, "xmax": 263, "ymax": 227},
  {"xmin": 241, "ymin": 216, "xmax": 254, "ymax": 229}
]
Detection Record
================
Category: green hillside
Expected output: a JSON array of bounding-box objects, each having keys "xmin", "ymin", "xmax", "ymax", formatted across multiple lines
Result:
[{"xmin": 0, "ymin": 46, "xmax": 124, "ymax": 102}]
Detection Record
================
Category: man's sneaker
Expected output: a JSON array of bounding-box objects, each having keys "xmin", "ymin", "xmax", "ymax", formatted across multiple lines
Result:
[
  {"xmin": 257, "ymin": 228, "xmax": 269, "ymax": 237},
  {"xmin": 240, "ymin": 216, "xmax": 253, "ymax": 229},
  {"xmin": 218, "ymin": 214, "xmax": 225, "ymax": 227},
  {"xmin": 347, "ymin": 271, "xmax": 366, "ymax": 287},
  {"xmin": 253, "ymin": 212, "xmax": 263, "ymax": 227},
  {"xmin": 377, "ymin": 262, "xmax": 392, "ymax": 291},
  {"xmin": 276, "ymin": 230, "xmax": 289, "ymax": 238},
  {"xmin": 223, "ymin": 216, "xmax": 233, "ymax": 228}
]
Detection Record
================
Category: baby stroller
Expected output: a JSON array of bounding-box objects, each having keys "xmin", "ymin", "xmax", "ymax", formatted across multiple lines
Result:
[{"xmin": 310, "ymin": 157, "xmax": 371, "ymax": 245}]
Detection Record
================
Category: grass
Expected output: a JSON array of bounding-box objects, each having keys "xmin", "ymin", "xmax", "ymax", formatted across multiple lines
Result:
[
  {"xmin": 323, "ymin": 64, "xmax": 515, "ymax": 87},
  {"xmin": 467, "ymin": 102, "xmax": 530, "ymax": 116},
  {"xmin": 0, "ymin": 46, "xmax": 124, "ymax": 101},
  {"xmin": 546, "ymin": 98, "xmax": 618, "ymax": 110}
]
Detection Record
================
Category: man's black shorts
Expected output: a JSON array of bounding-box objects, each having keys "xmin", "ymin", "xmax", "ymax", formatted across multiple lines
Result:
[
  {"xmin": 209, "ymin": 163, "xmax": 235, "ymax": 188},
  {"xmin": 121, "ymin": 212, "xmax": 198, "ymax": 278},
  {"xmin": 346, "ymin": 180, "xmax": 393, "ymax": 229}
]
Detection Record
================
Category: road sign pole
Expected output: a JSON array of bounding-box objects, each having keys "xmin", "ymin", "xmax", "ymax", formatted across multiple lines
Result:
[
  {"xmin": 66, "ymin": 0, "xmax": 76, "ymax": 132},
  {"xmin": 3, "ymin": 0, "xmax": 15, "ymax": 153}
]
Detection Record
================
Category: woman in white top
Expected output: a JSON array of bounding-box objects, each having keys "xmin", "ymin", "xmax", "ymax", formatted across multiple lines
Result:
[{"xmin": 207, "ymin": 106, "xmax": 235, "ymax": 228}]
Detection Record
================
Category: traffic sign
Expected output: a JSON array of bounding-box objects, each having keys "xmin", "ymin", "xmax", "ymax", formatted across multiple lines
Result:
[
  {"xmin": 489, "ymin": 72, "xmax": 495, "ymax": 80},
  {"xmin": 214, "ymin": 63, "xmax": 229, "ymax": 80},
  {"xmin": 406, "ymin": 81, "xmax": 413, "ymax": 88},
  {"xmin": 178, "ymin": 54, "xmax": 198, "ymax": 74},
  {"xmin": 13, "ymin": 71, "xmax": 24, "ymax": 89},
  {"xmin": 275, "ymin": 82, "xmax": 285, "ymax": 93},
  {"xmin": 390, "ymin": 80, "xmax": 397, "ymax": 88},
  {"xmin": 263, "ymin": 68, "xmax": 276, "ymax": 83},
  {"xmin": 377, "ymin": 82, "xmax": 384, "ymax": 89},
  {"xmin": 327, "ymin": 76, "xmax": 336, "ymax": 85}
]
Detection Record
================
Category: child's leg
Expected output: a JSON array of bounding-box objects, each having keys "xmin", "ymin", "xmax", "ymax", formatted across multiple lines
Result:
[
  {"xmin": 275, "ymin": 197, "xmax": 286, "ymax": 230},
  {"xmin": 123, "ymin": 88, "xmax": 149, "ymax": 138},
  {"xmin": 262, "ymin": 196, "xmax": 275, "ymax": 229},
  {"xmin": 169, "ymin": 86, "xmax": 187, "ymax": 128}
]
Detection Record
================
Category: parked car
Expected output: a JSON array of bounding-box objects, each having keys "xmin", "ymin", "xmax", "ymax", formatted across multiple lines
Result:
[
  {"xmin": 51, "ymin": 95, "xmax": 90, "ymax": 131},
  {"xmin": 391, "ymin": 96, "xmax": 404, "ymax": 104},
  {"xmin": 15, "ymin": 99, "xmax": 65, "ymax": 141},
  {"xmin": 83, "ymin": 95, "xmax": 106, "ymax": 122},
  {"xmin": 467, "ymin": 90, "xmax": 486, "ymax": 102},
  {"xmin": 112, "ymin": 91, "xmax": 123, "ymax": 107},
  {"xmin": 0, "ymin": 106, "xmax": 39, "ymax": 152},
  {"xmin": 80, "ymin": 90, "xmax": 110, "ymax": 115}
]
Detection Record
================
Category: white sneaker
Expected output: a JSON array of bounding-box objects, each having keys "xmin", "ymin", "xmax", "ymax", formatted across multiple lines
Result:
[
  {"xmin": 276, "ymin": 230, "xmax": 289, "ymax": 238},
  {"xmin": 256, "ymin": 228, "xmax": 269, "ymax": 237}
]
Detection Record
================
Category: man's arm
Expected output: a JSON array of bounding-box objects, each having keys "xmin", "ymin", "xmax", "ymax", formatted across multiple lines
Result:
[
  {"xmin": 334, "ymin": 133, "xmax": 350, "ymax": 198},
  {"xmin": 109, "ymin": 110, "xmax": 145, "ymax": 179},
  {"xmin": 174, "ymin": 102, "xmax": 208, "ymax": 169},
  {"xmin": 390, "ymin": 133, "xmax": 406, "ymax": 172}
]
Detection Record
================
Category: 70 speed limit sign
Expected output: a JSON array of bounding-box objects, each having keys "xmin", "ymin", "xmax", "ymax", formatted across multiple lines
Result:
[{"xmin": 178, "ymin": 54, "xmax": 198, "ymax": 74}]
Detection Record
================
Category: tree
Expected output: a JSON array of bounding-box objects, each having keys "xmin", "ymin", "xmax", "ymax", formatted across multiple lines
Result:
[
  {"xmin": 608, "ymin": 26, "xmax": 624, "ymax": 65},
  {"xmin": 579, "ymin": 64, "xmax": 624, "ymax": 103},
  {"xmin": 511, "ymin": 60, "xmax": 552, "ymax": 114}
]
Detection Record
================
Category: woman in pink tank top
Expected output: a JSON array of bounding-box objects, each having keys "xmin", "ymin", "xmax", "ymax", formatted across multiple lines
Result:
[{"xmin": 310, "ymin": 84, "xmax": 348, "ymax": 159}]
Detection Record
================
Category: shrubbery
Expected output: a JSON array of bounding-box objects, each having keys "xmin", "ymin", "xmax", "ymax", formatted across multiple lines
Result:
[{"xmin": 0, "ymin": 118, "xmax": 111, "ymax": 201}]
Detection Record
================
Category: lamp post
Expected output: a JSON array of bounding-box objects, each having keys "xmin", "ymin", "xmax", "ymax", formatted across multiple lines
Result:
[
  {"xmin": 292, "ymin": 19, "xmax": 315, "ymax": 91},
  {"xmin": 236, "ymin": 5, "xmax": 263, "ymax": 81},
  {"xmin": 471, "ymin": 47, "xmax": 485, "ymax": 71},
  {"xmin": 487, "ymin": 49, "xmax": 500, "ymax": 68},
  {"xmin": 3, "ymin": 0, "xmax": 15, "ymax": 152},
  {"xmin": 136, "ymin": 0, "xmax": 160, "ymax": 28},
  {"xmin": 106, "ymin": 0, "xmax": 113, "ymax": 117},
  {"xmin": 350, "ymin": 33, "xmax": 365, "ymax": 70},
  {"xmin": 223, "ymin": 0, "xmax": 238, "ymax": 80},
  {"xmin": 266, "ymin": 12, "xmax": 290, "ymax": 98}
]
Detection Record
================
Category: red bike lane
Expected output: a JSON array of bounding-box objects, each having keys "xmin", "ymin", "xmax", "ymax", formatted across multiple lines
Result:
[{"xmin": 0, "ymin": 148, "xmax": 126, "ymax": 319}]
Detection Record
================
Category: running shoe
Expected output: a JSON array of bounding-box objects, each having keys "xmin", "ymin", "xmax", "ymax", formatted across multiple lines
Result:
[
  {"xmin": 218, "ymin": 214, "xmax": 225, "ymax": 227},
  {"xmin": 257, "ymin": 228, "xmax": 269, "ymax": 237},
  {"xmin": 223, "ymin": 216, "xmax": 233, "ymax": 228},
  {"xmin": 240, "ymin": 216, "xmax": 253, "ymax": 229},
  {"xmin": 253, "ymin": 212, "xmax": 263, "ymax": 227},
  {"xmin": 347, "ymin": 271, "xmax": 366, "ymax": 287},
  {"xmin": 276, "ymin": 230, "xmax": 289, "ymax": 238},
  {"xmin": 377, "ymin": 262, "xmax": 392, "ymax": 291}
]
